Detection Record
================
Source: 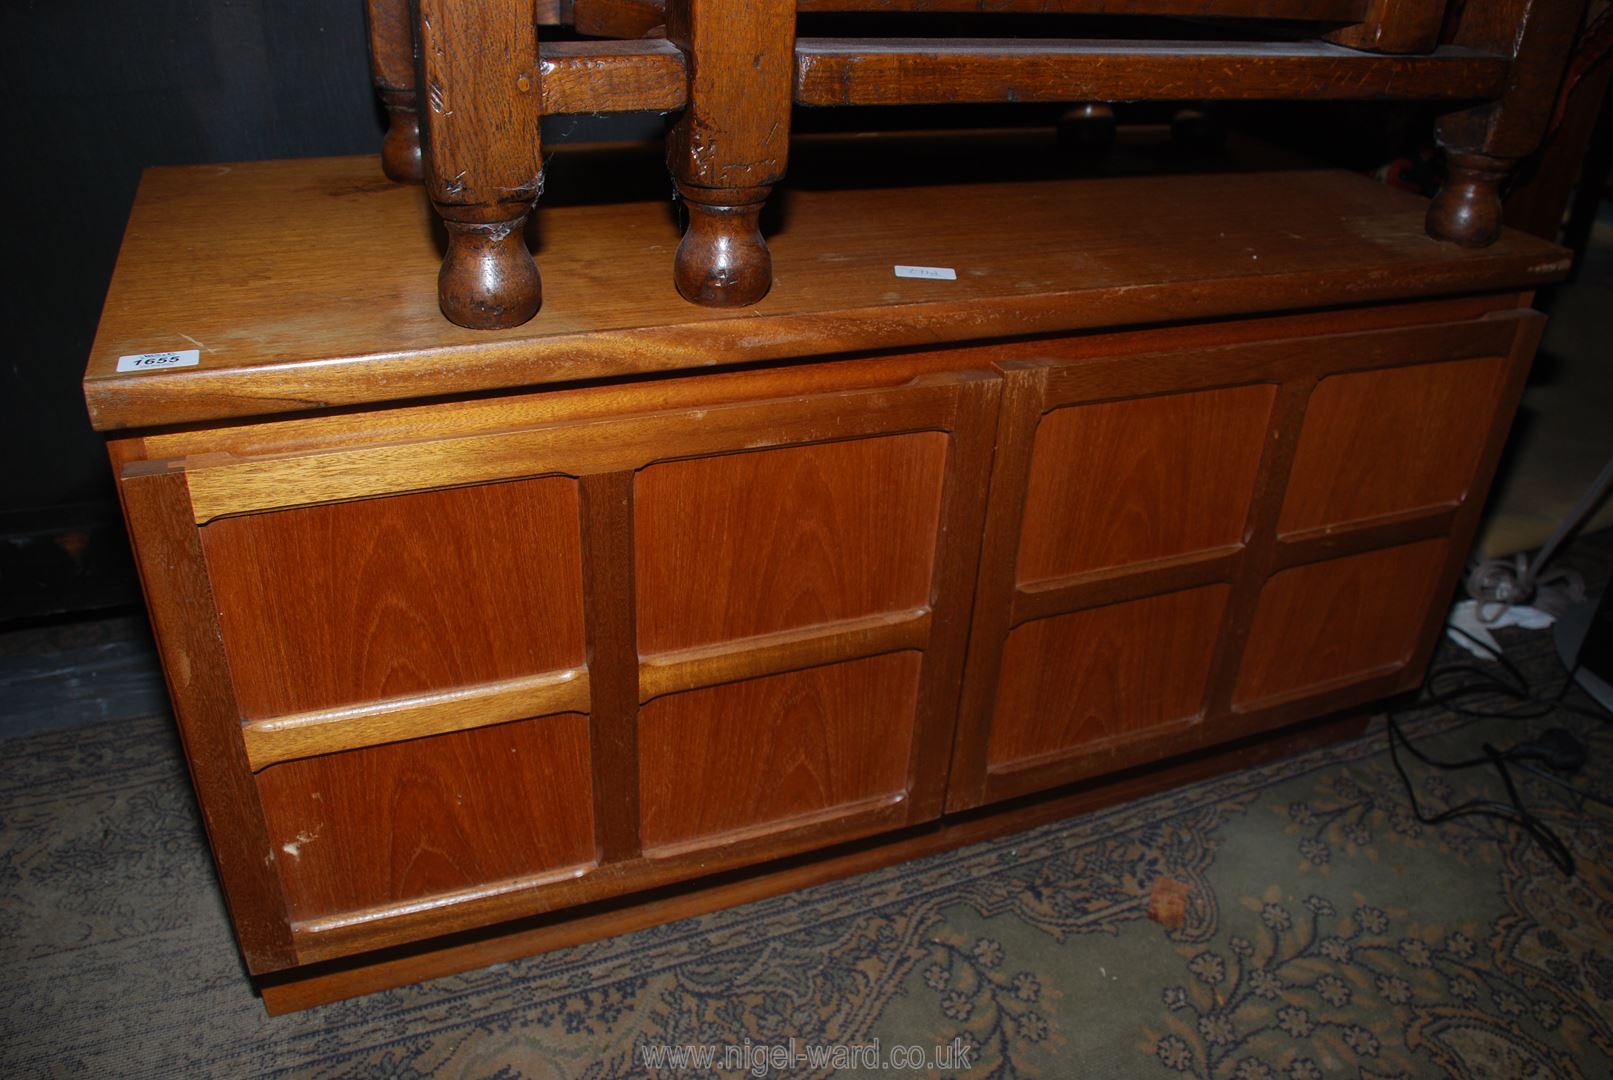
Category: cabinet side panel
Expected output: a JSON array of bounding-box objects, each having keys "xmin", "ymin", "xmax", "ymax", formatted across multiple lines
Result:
[
  {"xmin": 1016, "ymin": 386, "xmax": 1273, "ymax": 582},
  {"xmin": 1234, "ymin": 540, "xmax": 1450, "ymax": 708},
  {"xmin": 257, "ymin": 716, "xmax": 595, "ymax": 922},
  {"xmin": 634, "ymin": 434, "xmax": 948, "ymax": 653},
  {"xmin": 200, "ymin": 477, "xmax": 586, "ymax": 719},
  {"xmin": 1278, "ymin": 356, "xmax": 1508, "ymax": 534},
  {"xmin": 987, "ymin": 586, "xmax": 1229, "ymax": 769},
  {"xmin": 637, "ymin": 652, "xmax": 922, "ymax": 851}
]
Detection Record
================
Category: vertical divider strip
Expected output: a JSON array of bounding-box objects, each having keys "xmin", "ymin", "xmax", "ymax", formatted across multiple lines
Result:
[
  {"xmin": 1202, "ymin": 377, "xmax": 1319, "ymax": 719},
  {"xmin": 945, "ymin": 363, "xmax": 1053, "ymax": 812},
  {"xmin": 579, "ymin": 470, "xmax": 643, "ymax": 864},
  {"xmin": 906, "ymin": 372, "xmax": 1003, "ymax": 820}
]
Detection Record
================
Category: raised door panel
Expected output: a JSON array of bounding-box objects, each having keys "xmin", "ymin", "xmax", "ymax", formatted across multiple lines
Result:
[
  {"xmin": 200, "ymin": 476, "xmax": 587, "ymax": 719},
  {"xmin": 1278, "ymin": 356, "xmax": 1509, "ymax": 534},
  {"xmin": 950, "ymin": 314, "xmax": 1536, "ymax": 813},
  {"xmin": 1234, "ymin": 539, "xmax": 1450, "ymax": 708},
  {"xmin": 150, "ymin": 371, "xmax": 997, "ymax": 965},
  {"xmin": 987, "ymin": 586, "xmax": 1230, "ymax": 773},
  {"xmin": 255, "ymin": 714, "xmax": 595, "ymax": 923},
  {"xmin": 1016, "ymin": 386, "xmax": 1273, "ymax": 581},
  {"xmin": 637, "ymin": 652, "xmax": 922, "ymax": 852},
  {"xmin": 634, "ymin": 433, "xmax": 948, "ymax": 652},
  {"xmin": 631, "ymin": 429, "xmax": 960, "ymax": 854}
]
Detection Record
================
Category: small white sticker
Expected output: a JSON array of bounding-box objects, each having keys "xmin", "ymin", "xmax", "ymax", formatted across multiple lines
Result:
[
  {"xmin": 894, "ymin": 265, "xmax": 957, "ymax": 281},
  {"xmin": 117, "ymin": 349, "xmax": 200, "ymax": 373}
]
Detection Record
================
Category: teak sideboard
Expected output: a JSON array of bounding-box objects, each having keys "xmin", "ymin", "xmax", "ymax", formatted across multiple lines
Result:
[{"xmin": 85, "ymin": 144, "xmax": 1570, "ymax": 1012}]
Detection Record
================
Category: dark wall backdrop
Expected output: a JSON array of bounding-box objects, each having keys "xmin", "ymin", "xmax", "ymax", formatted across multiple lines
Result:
[{"xmin": 3, "ymin": 1, "xmax": 383, "ymax": 519}]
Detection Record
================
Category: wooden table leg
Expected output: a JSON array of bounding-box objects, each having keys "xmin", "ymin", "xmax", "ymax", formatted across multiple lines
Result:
[
  {"xmin": 366, "ymin": 0, "xmax": 422, "ymax": 184},
  {"xmin": 1426, "ymin": 0, "xmax": 1584, "ymax": 248},
  {"xmin": 664, "ymin": 0, "xmax": 794, "ymax": 307},
  {"xmin": 415, "ymin": 0, "xmax": 544, "ymax": 329}
]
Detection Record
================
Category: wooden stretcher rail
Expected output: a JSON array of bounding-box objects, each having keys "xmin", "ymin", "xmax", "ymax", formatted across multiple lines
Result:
[
  {"xmin": 795, "ymin": 0, "xmax": 1366, "ymax": 15},
  {"xmin": 571, "ymin": 0, "xmax": 1370, "ymax": 24},
  {"xmin": 540, "ymin": 40, "xmax": 688, "ymax": 115},
  {"xmin": 532, "ymin": 33, "xmax": 1505, "ymax": 119},
  {"xmin": 793, "ymin": 38, "xmax": 1510, "ymax": 106}
]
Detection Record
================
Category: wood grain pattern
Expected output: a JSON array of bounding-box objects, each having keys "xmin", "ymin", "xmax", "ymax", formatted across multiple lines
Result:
[
  {"xmin": 1278, "ymin": 356, "xmax": 1508, "ymax": 534},
  {"xmin": 1016, "ymin": 385, "xmax": 1274, "ymax": 582},
  {"xmin": 572, "ymin": 0, "xmax": 666, "ymax": 38},
  {"xmin": 665, "ymin": 0, "xmax": 795, "ymax": 305},
  {"xmin": 200, "ymin": 477, "xmax": 586, "ymax": 720},
  {"xmin": 365, "ymin": 0, "xmax": 421, "ymax": 182},
  {"xmin": 82, "ymin": 156, "xmax": 1570, "ymax": 431},
  {"xmin": 89, "ymin": 118, "xmax": 1560, "ymax": 1007},
  {"xmin": 181, "ymin": 377, "xmax": 969, "ymax": 522},
  {"xmin": 1011, "ymin": 546, "xmax": 1242, "ymax": 626},
  {"xmin": 414, "ymin": 0, "xmax": 544, "ymax": 327},
  {"xmin": 1327, "ymin": 0, "xmax": 1445, "ymax": 54},
  {"xmin": 636, "ymin": 653, "xmax": 922, "ymax": 852},
  {"xmin": 240, "ymin": 668, "xmax": 589, "ymax": 771},
  {"xmin": 128, "ymin": 295, "xmax": 1520, "ymax": 468},
  {"xmin": 118, "ymin": 464, "xmax": 297, "ymax": 972},
  {"xmin": 799, "ymin": 0, "xmax": 1364, "ymax": 14},
  {"xmin": 634, "ymin": 434, "xmax": 948, "ymax": 653},
  {"xmin": 1427, "ymin": 0, "xmax": 1587, "ymax": 246},
  {"xmin": 258, "ymin": 705, "xmax": 1375, "ymax": 1013},
  {"xmin": 987, "ymin": 586, "xmax": 1230, "ymax": 770},
  {"xmin": 947, "ymin": 312, "xmax": 1532, "ymax": 813},
  {"xmin": 946, "ymin": 366, "xmax": 1051, "ymax": 812},
  {"xmin": 1435, "ymin": 0, "xmax": 1585, "ymax": 160},
  {"xmin": 1233, "ymin": 539, "xmax": 1450, "ymax": 708},
  {"xmin": 257, "ymin": 716, "xmax": 596, "ymax": 922},
  {"xmin": 539, "ymin": 40, "xmax": 686, "ymax": 116},
  {"xmin": 578, "ymin": 471, "xmax": 644, "ymax": 865},
  {"xmin": 1274, "ymin": 506, "xmax": 1456, "ymax": 569},
  {"xmin": 793, "ymin": 39, "xmax": 1509, "ymax": 107},
  {"xmin": 638, "ymin": 608, "xmax": 931, "ymax": 703}
]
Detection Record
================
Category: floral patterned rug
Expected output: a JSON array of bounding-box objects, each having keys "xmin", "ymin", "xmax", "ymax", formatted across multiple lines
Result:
[{"xmin": 2, "ymin": 625, "xmax": 1609, "ymax": 1079}]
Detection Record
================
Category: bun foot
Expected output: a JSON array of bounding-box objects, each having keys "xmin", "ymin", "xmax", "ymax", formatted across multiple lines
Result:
[
  {"xmin": 380, "ymin": 93, "xmax": 422, "ymax": 184},
  {"xmin": 438, "ymin": 218, "xmax": 541, "ymax": 329},
  {"xmin": 674, "ymin": 185, "xmax": 773, "ymax": 307},
  {"xmin": 1427, "ymin": 152, "xmax": 1510, "ymax": 249}
]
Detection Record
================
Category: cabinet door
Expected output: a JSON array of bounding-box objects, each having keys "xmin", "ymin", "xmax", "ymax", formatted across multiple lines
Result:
[
  {"xmin": 947, "ymin": 311, "xmax": 1542, "ymax": 811},
  {"xmin": 120, "ymin": 370, "xmax": 996, "ymax": 971}
]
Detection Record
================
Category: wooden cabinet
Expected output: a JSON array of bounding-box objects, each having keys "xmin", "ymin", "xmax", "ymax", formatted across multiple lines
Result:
[
  {"xmin": 120, "ymin": 369, "xmax": 997, "ymax": 970},
  {"xmin": 947, "ymin": 314, "xmax": 1537, "ymax": 810},
  {"xmin": 86, "ymin": 150, "xmax": 1568, "ymax": 1010}
]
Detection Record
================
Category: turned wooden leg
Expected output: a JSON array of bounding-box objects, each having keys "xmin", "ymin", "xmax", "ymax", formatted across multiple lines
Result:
[
  {"xmin": 665, "ymin": 0, "xmax": 794, "ymax": 308},
  {"xmin": 366, "ymin": 0, "xmax": 422, "ymax": 184},
  {"xmin": 414, "ymin": 0, "xmax": 543, "ymax": 329},
  {"xmin": 437, "ymin": 213, "xmax": 542, "ymax": 329},
  {"xmin": 377, "ymin": 90, "xmax": 422, "ymax": 184},
  {"xmin": 1423, "ymin": 0, "xmax": 1584, "ymax": 249},
  {"xmin": 1427, "ymin": 150, "xmax": 1512, "ymax": 247},
  {"xmin": 674, "ymin": 183, "xmax": 773, "ymax": 307}
]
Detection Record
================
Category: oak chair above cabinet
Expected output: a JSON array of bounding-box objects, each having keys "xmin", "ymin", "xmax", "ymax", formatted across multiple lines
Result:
[
  {"xmin": 86, "ymin": 145, "xmax": 1568, "ymax": 1010},
  {"xmin": 363, "ymin": 0, "xmax": 1584, "ymax": 325}
]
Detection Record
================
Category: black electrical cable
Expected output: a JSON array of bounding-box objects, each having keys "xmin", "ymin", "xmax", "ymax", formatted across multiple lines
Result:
[{"xmin": 1384, "ymin": 624, "xmax": 1610, "ymax": 878}]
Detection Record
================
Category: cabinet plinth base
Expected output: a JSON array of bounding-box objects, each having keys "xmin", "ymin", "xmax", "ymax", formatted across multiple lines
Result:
[{"xmin": 259, "ymin": 707, "xmax": 1370, "ymax": 1014}]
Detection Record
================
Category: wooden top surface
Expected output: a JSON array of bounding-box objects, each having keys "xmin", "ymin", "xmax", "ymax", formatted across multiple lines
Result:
[{"xmin": 84, "ymin": 136, "xmax": 1571, "ymax": 431}]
